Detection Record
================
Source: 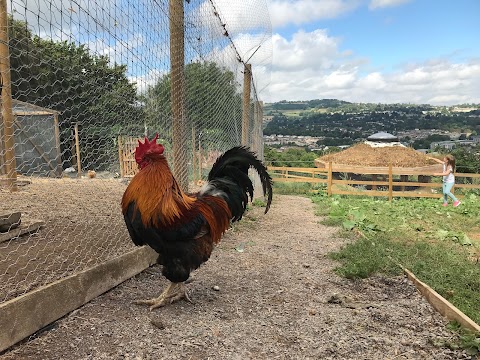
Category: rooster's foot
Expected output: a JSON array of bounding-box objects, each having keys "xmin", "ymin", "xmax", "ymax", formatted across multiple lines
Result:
[{"xmin": 134, "ymin": 282, "xmax": 191, "ymax": 310}]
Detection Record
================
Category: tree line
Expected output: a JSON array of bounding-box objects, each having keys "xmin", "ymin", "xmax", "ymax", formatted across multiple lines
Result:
[{"xmin": 7, "ymin": 17, "xmax": 242, "ymax": 171}]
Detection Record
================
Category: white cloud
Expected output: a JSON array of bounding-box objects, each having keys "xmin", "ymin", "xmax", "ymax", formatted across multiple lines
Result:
[
  {"xmin": 194, "ymin": 0, "xmax": 271, "ymax": 35},
  {"xmin": 369, "ymin": 0, "xmax": 412, "ymax": 10},
  {"xmin": 272, "ymin": 30, "xmax": 341, "ymax": 71},
  {"xmin": 128, "ymin": 69, "xmax": 166, "ymax": 94},
  {"xmin": 324, "ymin": 70, "xmax": 357, "ymax": 88},
  {"xmin": 268, "ymin": 0, "xmax": 359, "ymax": 28},
  {"xmin": 265, "ymin": 30, "xmax": 480, "ymax": 105}
]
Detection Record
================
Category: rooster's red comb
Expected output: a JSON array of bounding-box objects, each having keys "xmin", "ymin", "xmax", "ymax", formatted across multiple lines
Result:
[{"xmin": 134, "ymin": 133, "xmax": 164, "ymax": 163}]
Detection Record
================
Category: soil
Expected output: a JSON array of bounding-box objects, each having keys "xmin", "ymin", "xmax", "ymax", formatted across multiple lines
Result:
[
  {"xmin": 0, "ymin": 177, "xmax": 133, "ymax": 303},
  {"xmin": 1, "ymin": 195, "xmax": 469, "ymax": 359},
  {"xmin": 317, "ymin": 143, "xmax": 439, "ymax": 167}
]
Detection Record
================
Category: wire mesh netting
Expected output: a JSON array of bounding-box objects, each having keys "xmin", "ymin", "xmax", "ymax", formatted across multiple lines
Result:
[{"xmin": 0, "ymin": 0, "xmax": 271, "ymax": 304}]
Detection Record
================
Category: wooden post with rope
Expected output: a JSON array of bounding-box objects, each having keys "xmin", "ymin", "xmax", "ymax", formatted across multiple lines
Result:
[
  {"xmin": 169, "ymin": 0, "xmax": 188, "ymax": 191},
  {"xmin": 241, "ymin": 63, "xmax": 252, "ymax": 146},
  {"xmin": 74, "ymin": 123, "xmax": 81, "ymax": 177}
]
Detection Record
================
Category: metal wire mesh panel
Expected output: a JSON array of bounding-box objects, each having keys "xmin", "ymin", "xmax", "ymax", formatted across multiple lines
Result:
[{"xmin": 0, "ymin": 0, "xmax": 271, "ymax": 304}]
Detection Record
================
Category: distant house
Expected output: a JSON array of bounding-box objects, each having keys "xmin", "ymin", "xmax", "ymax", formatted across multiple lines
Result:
[{"xmin": 430, "ymin": 140, "xmax": 474, "ymax": 150}]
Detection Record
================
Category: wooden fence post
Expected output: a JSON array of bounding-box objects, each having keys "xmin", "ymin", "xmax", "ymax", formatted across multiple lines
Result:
[
  {"xmin": 74, "ymin": 123, "xmax": 81, "ymax": 178},
  {"xmin": 53, "ymin": 114, "xmax": 62, "ymax": 177},
  {"xmin": 327, "ymin": 162, "xmax": 333, "ymax": 196},
  {"xmin": 388, "ymin": 163, "xmax": 393, "ymax": 201},
  {"xmin": 0, "ymin": 0, "xmax": 17, "ymax": 191},
  {"xmin": 241, "ymin": 63, "xmax": 252, "ymax": 146},
  {"xmin": 117, "ymin": 136, "xmax": 124, "ymax": 178},
  {"xmin": 400, "ymin": 174, "xmax": 408, "ymax": 191},
  {"xmin": 372, "ymin": 174, "xmax": 377, "ymax": 190},
  {"xmin": 169, "ymin": 0, "xmax": 188, "ymax": 191}
]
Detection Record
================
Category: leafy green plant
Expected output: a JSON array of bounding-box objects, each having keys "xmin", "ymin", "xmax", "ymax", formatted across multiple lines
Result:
[{"xmin": 313, "ymin": 194, "xmax": 480, "ymax": 325}]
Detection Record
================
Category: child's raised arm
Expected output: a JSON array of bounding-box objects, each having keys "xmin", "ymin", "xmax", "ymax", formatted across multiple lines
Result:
[{"xmin": 427, "ymin": 156, "xmax": 445, "ymax": 164}]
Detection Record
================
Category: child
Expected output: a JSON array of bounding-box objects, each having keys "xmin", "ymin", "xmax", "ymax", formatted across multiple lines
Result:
[{"xmin": 433, "ymin": 155, "xmax": 461, "ymax": 207}]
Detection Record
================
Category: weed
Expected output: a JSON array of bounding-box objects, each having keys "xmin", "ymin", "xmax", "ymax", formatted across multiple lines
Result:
[{"xmin": 251, "ymin": 198, "xmax": 267, "ymax": 207}]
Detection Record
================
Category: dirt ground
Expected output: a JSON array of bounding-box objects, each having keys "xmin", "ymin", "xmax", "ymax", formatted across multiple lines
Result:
[
  {"xmin": 1, "ymin": 195, "xmax": 469, "ymax": 359},
  {"xmin": 0, "ymin": 177, "xmax": 133, "ymax": 302}
]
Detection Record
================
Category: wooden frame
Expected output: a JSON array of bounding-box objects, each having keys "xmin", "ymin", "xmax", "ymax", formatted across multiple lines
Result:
[
  {"xmin": 268, "ymin": 165, "xmax": 480, "ymax": 201},
  {"xmin": 0, "ymin": 246, "xmax": 157, "ymax": 352}
]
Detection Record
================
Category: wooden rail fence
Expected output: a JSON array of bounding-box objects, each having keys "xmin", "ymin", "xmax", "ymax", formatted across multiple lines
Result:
[{"xmin": 268, "ymin": 164, "xmax": 480, "ymax": 200}]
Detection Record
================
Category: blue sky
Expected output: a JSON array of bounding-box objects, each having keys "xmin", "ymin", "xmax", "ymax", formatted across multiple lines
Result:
[
  {"xmin": 262, "ymin": 0, "xmax": 480, "ymax": 104},
  {"xmin": 10, "ymin": 0, "xmax": 479, "ymax": 105},
  {"xmin": 300, "ymin": 0, "xmax": 480, "ymax": 70}
]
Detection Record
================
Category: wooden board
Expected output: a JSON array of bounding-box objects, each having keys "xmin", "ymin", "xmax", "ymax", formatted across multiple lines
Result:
[
  {"xmin": 0, "ymin": 221, "xmax": 44, "ymax": 244},
  {"xmin": 0, "ymin": 212, "xmax": 21, "ymax": 232},
  {"xmin": 0, "ymin": 246, "xmax": 158, "ymax": 352},
  {"xmin": 404, "ymin": 268, "xmax": 480, "ymax": 333}
]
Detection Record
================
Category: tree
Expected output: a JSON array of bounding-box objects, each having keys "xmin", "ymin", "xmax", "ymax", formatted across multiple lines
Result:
[
  {"xmin": 144, "ymin": 62, "xmax": 243, "ymax": 151},
  {"xmin": 8, "ymin": 17, "xmax": 141, "ymax": 170}
]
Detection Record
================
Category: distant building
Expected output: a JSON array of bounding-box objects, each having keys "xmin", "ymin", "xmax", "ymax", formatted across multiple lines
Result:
[
  {"xmin": 430, "ymin": 140, "xmax": 474, "ymax": 150},
  {"xmin": 366, "ymin": 132, "xmax": 399, "ymax": 143},
  {"xmin": 365, "ymin": 132, "xmax": 404, "ymax": 148}
]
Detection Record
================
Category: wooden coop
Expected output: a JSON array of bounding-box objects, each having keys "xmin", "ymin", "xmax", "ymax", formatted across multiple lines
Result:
[{"xmin": 0, "ymin": 100, "xmax": 61, "ymax": 177}]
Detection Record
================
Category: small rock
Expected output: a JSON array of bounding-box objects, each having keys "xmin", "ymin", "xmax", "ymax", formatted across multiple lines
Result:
[
  {"xmin": 308, "ymin": 309, "xmax": 317, "ymax": 315},
  {"xmin": 213, "ymin": 285, "xmax": 220, "ymax": 291},
  {"xmin": 150, "ymin": 318, "xmax": 165, "ymax": 330},
  {"xmin": 303, "ymin": 263, "xmax": 311, "ymax": 268}
]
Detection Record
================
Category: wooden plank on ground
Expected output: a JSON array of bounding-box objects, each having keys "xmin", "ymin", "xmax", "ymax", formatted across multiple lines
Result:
[
  {"xmin": 0, "ymin": 212, "xmax": 21, "ymax": 232},
  {"xmin": 403, "ymin": 268, "xmax": 480, "ymax": 333},
  {"xmin": 0, "ymin": 246, "xmax": 158, "ymax": 353},
  {"xmin": 0, "ymin": 221, "xmax": 44, "ymax": 244}
]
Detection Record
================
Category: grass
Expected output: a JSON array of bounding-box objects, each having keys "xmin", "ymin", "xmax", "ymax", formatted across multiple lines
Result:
[
  {"xmin": 272, "ymin": 181, "xmax": 326, "ymax": 195},
  {"xmin": 309, "ymin": 193, "xmax": 480, "ymax": 353}
]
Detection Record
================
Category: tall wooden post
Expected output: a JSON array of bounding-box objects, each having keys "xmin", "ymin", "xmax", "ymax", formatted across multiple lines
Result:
[
  {"xmin": 257, "ymin": 100, "xmax": 264, "ymax": 161},
  {"xmin": 388, "ymin": 163, "xmax": 393, "ymax": 201},
  {"xmin": 74, "ymin": 123, "xmax": 81, "ymax": 178},
  {"xmin": 252, "ymin": 101, "xmax": 260, "ymax": 154},
  {"xmin": 191, "ymin": 126, "xmax": 196, "ymax": 183},
  {"xmin": 327, "ymin": 162, "xmax": 333, "ymax": 196},
  {"xmin": 241, "ymin": 63, "xmax": 252, "ymax": 146},
  {"xmin": 117, "ymin": 136, "xmax": 124, "ymax": 178},
  {"xmin": 0, "ymin": 0, "xmax": 17, "ymax": 191},
  {"xmin": 0, "ymin": 126, "xmax": 4, "ymax": 175},
  {"xmin": 53, "ymin": 114, "xmax": 62, "ymax": 177},
  {"xmin": 169, "ymin": 0, "xmax": 188, "ymax": 191}
]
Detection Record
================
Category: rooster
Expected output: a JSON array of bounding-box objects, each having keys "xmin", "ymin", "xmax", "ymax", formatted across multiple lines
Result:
[{"xmin": 121, "ymin": 134, "xmax": 272, "ymax": 310}]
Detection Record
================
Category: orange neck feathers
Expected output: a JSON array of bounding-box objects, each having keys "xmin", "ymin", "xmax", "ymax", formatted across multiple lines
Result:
[{"xmin": 121, "ymin": 159, "xmax": 195, "ymax": 227}]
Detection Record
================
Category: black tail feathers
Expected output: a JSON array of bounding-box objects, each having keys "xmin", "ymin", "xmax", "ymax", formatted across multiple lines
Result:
[{"xmin": 207, "ymin": 146, "xmax": 273, "ymax": 221}]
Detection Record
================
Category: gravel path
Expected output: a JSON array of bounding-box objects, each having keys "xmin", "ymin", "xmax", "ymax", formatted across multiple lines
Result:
[{"xmin": 1, "ymin": 195, "xmax": 466, "ymax": 359}]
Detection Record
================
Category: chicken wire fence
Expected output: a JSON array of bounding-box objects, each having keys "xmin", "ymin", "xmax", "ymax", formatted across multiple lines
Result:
[{"xmin": 0, "ymin": 0, "xmax": 271, "ymax": 304}]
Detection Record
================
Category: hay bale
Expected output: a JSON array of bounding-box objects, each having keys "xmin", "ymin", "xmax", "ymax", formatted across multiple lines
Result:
[{"xmin": 316, "ymin": 143, "xmax": 437, "ymax": 168}]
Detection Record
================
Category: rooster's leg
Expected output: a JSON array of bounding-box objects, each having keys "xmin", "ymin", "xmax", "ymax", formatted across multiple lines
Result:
[{"xmin": 134, "ymin": 282, "xmax": 191, "ymax": 310}]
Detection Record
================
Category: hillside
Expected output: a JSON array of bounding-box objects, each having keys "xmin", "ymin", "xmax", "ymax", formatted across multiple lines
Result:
[{"xmin": 263, "ymin": 99, "xmax": 480, "ymax": 149}]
